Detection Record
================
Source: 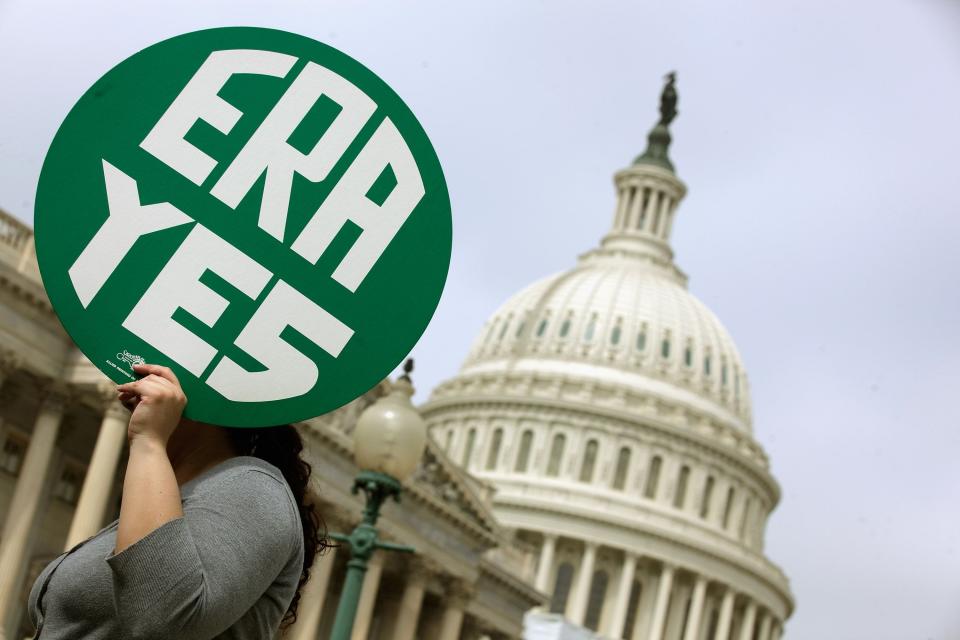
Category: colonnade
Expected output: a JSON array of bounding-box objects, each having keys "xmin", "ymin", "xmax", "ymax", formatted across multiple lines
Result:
[
  {"xmin": 533, "ymin": 532, "xmax": 784, "ymax": 640},
  {"xmin": 611, "ymin": 178, "xmax": 679, "ymax": 241},
  {"xmin": 0, "ymin": 379, "xmax": 130, "ymax": 639},
  {"xmin": 0, "ymin": 377, "xmax": 513, "ymax": 640}
]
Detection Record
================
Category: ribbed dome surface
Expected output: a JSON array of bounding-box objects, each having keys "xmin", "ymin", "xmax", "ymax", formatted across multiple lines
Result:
[{"xmin": 460, "ymin": 251, "xmax": 752, "ymax": 432}]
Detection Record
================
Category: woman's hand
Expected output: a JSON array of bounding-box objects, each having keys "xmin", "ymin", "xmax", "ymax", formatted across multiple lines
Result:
[{"xmin": 117, "ymin": 363, "xmax": 186, "ymax": 446}]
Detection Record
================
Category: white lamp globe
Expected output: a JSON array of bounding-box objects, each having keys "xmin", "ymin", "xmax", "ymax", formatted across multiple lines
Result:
[{"xmin": 353, "ymin": 369, "xmax": 427, "ymax": 481}]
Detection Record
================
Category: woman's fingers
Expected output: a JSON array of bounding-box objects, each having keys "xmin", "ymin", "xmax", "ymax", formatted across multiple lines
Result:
[
  {"xmin": 118, "ymin": 391, "xmax": 140, "ymax": 412},
  {"xmin": 118, "ymin": 373, "xmax": 168, "ymax": 393},
  {"xmin": 132, "ymin": 363, "xmax": 180, "ymax": 387}
]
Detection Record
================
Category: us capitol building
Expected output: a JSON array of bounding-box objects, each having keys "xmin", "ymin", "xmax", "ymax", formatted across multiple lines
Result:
[{"xmin": 0, "ymin": 77, "xmax": 792, "ymax": 639}]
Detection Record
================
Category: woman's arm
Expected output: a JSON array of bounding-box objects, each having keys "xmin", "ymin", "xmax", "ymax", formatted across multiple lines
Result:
[
  {"xmin": 114, "ymin": 363, "xmax": 186, "ymax": 554},
  {"xmin": 107, "ymin": 364, "xmax": 300, "ymax": 639}
]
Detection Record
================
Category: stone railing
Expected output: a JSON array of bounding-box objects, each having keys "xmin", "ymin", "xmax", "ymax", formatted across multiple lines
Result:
[{"xmin": 0, "ymin": 208, "xmax": 38, "ymax": 277}]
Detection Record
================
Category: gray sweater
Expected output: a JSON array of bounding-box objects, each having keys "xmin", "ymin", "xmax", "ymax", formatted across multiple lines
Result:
[{"xmin": 28, "ymin": 456, "xmax": 304, "ymax": 640}]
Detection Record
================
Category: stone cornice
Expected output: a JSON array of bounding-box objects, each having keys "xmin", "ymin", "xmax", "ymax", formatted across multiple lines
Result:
[{"xmin": 0, "ymin": 259, "xmax": 52, "ymax": 313}]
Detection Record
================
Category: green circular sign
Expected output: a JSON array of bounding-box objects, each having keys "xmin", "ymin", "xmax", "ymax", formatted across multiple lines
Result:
[{"xmin": 35, "ymin": 27, "xmax": 451, "ymax": 427}]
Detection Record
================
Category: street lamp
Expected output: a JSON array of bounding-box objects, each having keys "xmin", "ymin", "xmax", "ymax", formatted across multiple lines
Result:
[{"xmin": 328, "ymin": 359, "xmax": 427, "ymax": 640}]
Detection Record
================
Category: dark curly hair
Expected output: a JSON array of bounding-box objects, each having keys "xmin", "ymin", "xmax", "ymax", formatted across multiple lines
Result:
[{"xmin": 226, "ymin": 425, "xmax": 327, "ymax": 630}]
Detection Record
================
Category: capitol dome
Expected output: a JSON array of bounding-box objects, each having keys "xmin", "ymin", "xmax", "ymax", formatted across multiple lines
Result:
[
  {"xmin": 459, "ymin": 248, "xmax": 753, "ymax": 435},
  {"xmin": 423, "ymin": 75, "xmax": 793, "ymax": 640}
]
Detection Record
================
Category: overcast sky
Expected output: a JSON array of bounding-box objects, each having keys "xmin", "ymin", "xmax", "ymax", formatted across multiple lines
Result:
[{"xmin": 2, "ymin": 1, "xmax": 959, "ymax": 638}]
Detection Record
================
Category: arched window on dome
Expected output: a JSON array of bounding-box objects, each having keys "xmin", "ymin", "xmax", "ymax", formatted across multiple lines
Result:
[
  {"xmin": 584, "ymin": 314, "xmax": 598, "ymax": 342},
  {"xmin": 579, "ymin": 439, "xmax": 599, "ymax": 482},
  {"xmin": 700, "ymin": 475, "xmax": 715, "ymax": 519},
  {"xmin": 636, "ymin": 323, "xmax": 648, "ymax": 352},
  {"xmin": 722, "ymin": 486, "xmax": 736, "ymax": 529},
  {"xmin": 547, "ymin": 434, "xmax": 566, "ymax": 477},
  {"xmin": 515, "ymin": 430, "xmax": 534, "ymax": 473},
  {"xmin": 673, "ymin": 465, "xmax": 691, "ymax": 508},
  {"xmin": 559, "ymin": 313, "xmax": 573, "ymax": 339},
  {"xmin": 461, "ymin": 428, "xmax": 476, "ymax": 469},
  {"xmin": 684, "ymin": 339, "xmax": 693, "ymax": 367},
  {"xmin": 721, "ymin": 357, "xmax": 729, "ymax": 387},
  {"xmin": 610, "ymin": 318, "xmax": 623, "ymax": 346},
  {"xmin": 550, "ymin": 562, "xmax": 574, "ymax": 614},
  {"xmin": 584, "ymin": 569, "xmax": 609, "ymax": 631},
  {"xmin": 661, "ymin": 331, "xmax": 672, "ymax": 359},
  {"xmin": 704, "ymin": 349, "xmax": 712, "ymax": 377},
  {"xmin": 498, "ymin": 315, "xmax": 512, "ymax": 340},
  {"xmin": 486, "ymin": 428, "xmax": 503, "ymax": 470},
  {"xmin": 644, "ymin": 455, "xmax": 662, "ymax": 499},
  {"xmin": 613, "ymin": 447, "xmax": 631, "ymax": 490},
  {"xmin": 536, "ymin": 315, "xmax": 549, "ymax": 338},
  {"xmin": 515, "ymin": 317, "xmax": 526, "ymax": 338}
]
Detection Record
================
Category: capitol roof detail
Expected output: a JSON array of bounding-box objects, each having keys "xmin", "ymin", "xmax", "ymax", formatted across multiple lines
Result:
[{"xmin": 455, "ymin": 71, "xmax": 752, "ymax": 434}]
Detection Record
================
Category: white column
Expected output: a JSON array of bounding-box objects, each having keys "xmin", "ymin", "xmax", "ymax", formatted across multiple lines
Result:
[
  {"xmin": 664, "ymin": 582, "xmax": 691, "ymax": 640},
  {"xmin": 648, "ymin": 564, "xmax": 674, "ymax": 640},
  {"xmin": 567, "ymin": 541, "xmax": 597, "ymax": 625},
  {"xmin": 351, "ymin": 552, "xmax": 385, "ymax": 640},
  {"xmin": 287, "ymin": 547, "xmax": 337, "ymax": 640},
  {"xmin": 627, "ymin": 186, "xmax": 644, "ymax": 230},
  {"xmin": 606, "ymin": 551, "xmax": 637, "ymax": 638},
  {"xmin": 738, "ymin": 601, "xmax": 757, "ymax": 640},
  {"xmin": 613, "ymin": 187, "xmax": 629, "ymax": 231},
  {"xmin": 645, "ymin": 190, "xmax": 661, "ymax": 234},
  {"xmin": 756, "ymin": 611, "xmax": 773, "ymax": 640},
  {"xmin": 655, "ymin": 194, "xmax": 672, "ymax": 238},
  {"xmin": 438, "ymin": 582, "xmax": 471, "ymax": 640},
  {"xmin": 0, "ymin": 388, "xmax": 66, "ymax": 639},
  {"xmin": 65, "ymin": 391, "xmax": 128, "ymax": 548},
  {"xmin": 535, "ymin": 534, "xmax": 557, "ymax": 593},
  {"xmin": 393, "ymin": 563, "xmax": 427, "ymax": 640},
  {"xmin": 682, "ymin": 576, "xmax": 707, "ymax": 640},
  {"xmin": 631, "ymin": 572, "xmax": 656, "ymax": 640},
  {"xmin": 714, "ymin": 589, "xmax": 735, "ymax": 640},
  {"xmin": 662, "ymin": 200, "xmax": 677, "ymax": 240}
]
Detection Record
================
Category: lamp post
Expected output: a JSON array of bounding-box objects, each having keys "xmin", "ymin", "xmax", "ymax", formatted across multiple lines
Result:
[{"xmin": 328, "ymin": 360, "xmax": 427, "ymax": 640}]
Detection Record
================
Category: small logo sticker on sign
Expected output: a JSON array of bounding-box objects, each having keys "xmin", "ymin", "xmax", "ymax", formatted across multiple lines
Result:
[{"xmin": 116, "ymin": 350, "xmax": 146, "ymax": 370}]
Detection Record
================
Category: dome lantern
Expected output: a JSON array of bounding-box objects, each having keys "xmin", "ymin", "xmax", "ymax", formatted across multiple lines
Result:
[{"xmin": 600, "ymin": 72, "xmax": 688, "ymax": 273}]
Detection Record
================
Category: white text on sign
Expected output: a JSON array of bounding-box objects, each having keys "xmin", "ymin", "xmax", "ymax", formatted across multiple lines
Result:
[{"xmin": 68, "ymin": 48, "xmax": 425, "ymax": 402}]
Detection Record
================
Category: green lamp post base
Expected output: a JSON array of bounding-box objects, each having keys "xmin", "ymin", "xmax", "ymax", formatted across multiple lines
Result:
[{"xmin": 328, "ymin": 470, "xmax": 415, "ymax": 640}]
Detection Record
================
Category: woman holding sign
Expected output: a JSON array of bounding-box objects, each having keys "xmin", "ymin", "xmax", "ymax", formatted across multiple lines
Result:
[{"xmin": 27, "ymin": 364, "xmax": 325, "ymax": 639}]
